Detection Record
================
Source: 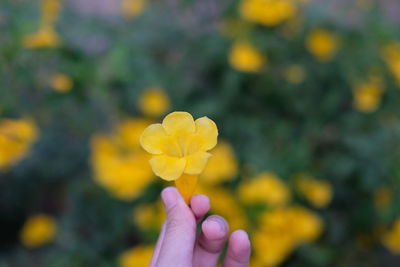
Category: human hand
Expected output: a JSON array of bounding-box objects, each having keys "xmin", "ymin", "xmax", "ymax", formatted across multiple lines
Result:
[{"xmin": 149, "ymin": 187, "xmax": 251, "ymax": 267}]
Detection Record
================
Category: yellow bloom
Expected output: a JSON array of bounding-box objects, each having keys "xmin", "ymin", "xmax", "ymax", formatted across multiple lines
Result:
[
  {"xmin": 374, "ymin": 186, "xmax": 392, "ymax": 210},
  {"xmin": 352, "ymin": 75, "xmax": 384, "ymax": 113},
  {"xmin": 23, "ymin": 27, "xmax": 60, "ymax": 49},
  {"xmin": 91, "ymin": 119, "xmax": 154, "ymax": 201},
  {"xmin": 306, "ymin": 29, "xmax": 340, "ymax": 62},
  {"xmin": 229, "ymin": 41, "xmax": 265, "ymax": 73},
  {"xmin": 41, "ymin": 0, "xmax": 62, "ymax": 27},
  {"xmin": 138, "ymin": 87, "xmax": 170, "ymax": 118},
  {"xmin": 133, "ymin": 201, "xmax": 165, "ymax": 230},
  {"xmin": 140, "ymin": 111, "xmax": 218, "ymax": 181},
  {"xmin": 382, "ymin": 218, "xmax": 400, "ymax": 253},
  {"xmin": 254, "ymin": 206, "xmax": 323, "ymax": 266},
  {"xmin": 240, "ymin": 0, "xmax": 297, "ymax": 27},
  {"xmin": 0, "ymin": 118, "xmax": 38, "ymax": 170},
  {"xmin": 201, "ymin": 141, "xmax": 238, "ymax": 185},
  {"xmin": 382, "ymin": 43, "xmax": 400, "ymax": 87},
  {"xmin": 140, "ymin": 111, "xmax": 218, "ymax": 202},
  {"xmin": 295, "ymin": 173, "xmax": 332, "ymax": 208},
  {"xmin": 239, "ymin": 172, "xmax": 290, "ymax": 207},
  {"xmin": 121, "ymin": 0, "xmax": 146, "ymax": 18},
  {"xmin": 118, "ymin": 245, "xmax": 154, "ymax": 267},
  {"xmin": 197, "ymin": 185, "xmax": 248, "ymax": 230},
  {"xmin": 284, "ymin": 64, "xmax": 306, "ymax": 84},
  {"xmin": 20, "ymin": 214, "xmax": 56, "ymax": 248},
  {"xmin": 50, "ymin": 73, "xmax": 73, "ymax": 92}
]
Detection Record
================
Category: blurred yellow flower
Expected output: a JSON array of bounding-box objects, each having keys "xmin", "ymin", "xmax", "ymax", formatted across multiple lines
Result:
[
  {"xmin": 121, "ymin": 0, "xmax": 146, "ymax": 18},
  {"xmin": 138, "ymin": 87, "xmax": 170, "ymax": 118},
  {"xmin": 91, "ymin": 119, "xmax": 154, "ymax": 201},
  {"xmin": 284, "ymin": 64, "xmax": 306, "ymax": 84},
  {"xmin": 201, "ymin": 141, "xmax": 238, "ymax": 185},
  {"xmin": 197, "ymin": 185, "xmax": 248, "ymax": 230},
  {"xmin": 23, "ymin": 27, "xmax": 60, "ymax": 49},
  {"xmin": 133, "ymin": 201, "xmax": 165, "ymax": 230},
  {"xmin": 0, "ymin": 118, "xmax": 38, "ymax": 170},
  {"xmin": 382, "ymin": 218, "xmax": 400, "ymax": 253},
  {"xmin": 295, "ymin": 173, "xmax": 332, "ymax": 208},
  {"xmin": 50, "ymin": 73, "xmax": 73, "ymax": 93},
  {"xmin": 41, "ymin": 0, "xmax": 62, "ymax": 27},
  {"xmin": 239, "ymin": 172, "xmax": 290, "ymax": 207},
  {"xmin": 240, "ymin": 0, "xmax": 297, "ymax": 27},
  {"xmin": 118, "ymin": 245, "xmax": 153, "ymax": 267},
  {"xmin": 352, "ymin": 75, "xmax": 384, "ymax": 113},
  {"xmin": 374, "ymin": 186, "xmax": 392, "ymax": 210},
  {"xmin": 254, "ymin": 206, "xmax": 323, "ymax": 266},
  {"xmin": 382, "ymin": 43, "xmax": 400, "ymax": 87},
  {"xmin": 20, "ymin": 214, "xmax": 56, "ymax": 248},
  {"xmin": 229, "ymin": 41, "xmax": 265, "ymax": 73},
  {"xmin": 306, "ymin": 29, "xmax": 340, "ymax": 62}
]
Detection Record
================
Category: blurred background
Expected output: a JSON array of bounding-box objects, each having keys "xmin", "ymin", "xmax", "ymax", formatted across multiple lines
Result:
[{"xmin": 1, "ymin": 0, "xmax": 400, "ymax": 266}]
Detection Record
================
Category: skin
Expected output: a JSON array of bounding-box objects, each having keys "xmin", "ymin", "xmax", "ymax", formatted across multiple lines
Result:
[{"xmin": 149, "ymin": 187, "xmax": 251, "ymax": 267}]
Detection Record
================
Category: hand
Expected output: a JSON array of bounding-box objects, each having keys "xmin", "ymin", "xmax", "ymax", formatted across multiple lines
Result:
[{"xmin": 149, "ymin": 187, "xmax": 251, "ymax": 267}]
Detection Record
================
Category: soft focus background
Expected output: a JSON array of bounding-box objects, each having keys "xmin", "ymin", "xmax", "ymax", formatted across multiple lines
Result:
[{"xmin": 1, "ymin": 0, "xmax": 400, "ymax": 266}]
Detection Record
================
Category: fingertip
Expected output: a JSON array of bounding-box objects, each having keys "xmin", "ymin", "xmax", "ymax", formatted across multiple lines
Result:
[
  {"xmin": 190, "ymin": 194, "xmax": 210, "ymax": 219},
  {"xmin": 161, "ymin": 187, "xmax": 182, "ymax": 210},
  {"xmin": 202, "ymin": 215, "xmax": 229, "ymax": 240},
  {"xmin": 229, "ymin": 230, "xmax": 251, "ymax": 257}
]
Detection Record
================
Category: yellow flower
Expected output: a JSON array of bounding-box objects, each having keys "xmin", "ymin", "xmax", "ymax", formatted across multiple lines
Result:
[
  {"xmin": 140, "ymin": 111, "xmax": 218, "ymax": 202},
  {"xmin": 295, "ymin": 173, "xmax": 332, "ymax": 208},
  {"xmin": 138, "ymin": 87, "xmax": 170, "ymax": 118},
  {"xmin": 20, "ymin": 214, "xmax": 56, "ymax": 248},
  {"xmin": 374, "ymin": 186, "xmax": 392, "ymax": 210},
  {"xmin": 306, "ymin": 29, "xmax": 340, "ymax": 62},
  {"xmin": 50, "ymin": 73, "xmax": 73, "ymax": 93},
  {"xmin": 41, "ymin": 0, "xmax": 62, "ymax": 27},
  {"xmin": 118, "ymin": 245, "xmax": 154, "ymax": 267},
  {"xmin": 91, "ymin": 119, "xmax": 154, "ymax": 201},
  {"xmin": 121, "ymin": 0, "xmax": 146, "ymax": 18},
  {"xmin": 289, "ymin": 206, "xmax": 323, "ymax": 243},
  {"xmin": 133, "ymin": 201, "xmax": 165, "ymax": 230},
  {"xmin": 352, "ymin": 75, "xmax": 384, "ymax": 113},
  {"xmin": 382, "ymin": 218, "xmax": 400, "ymax": 253},
  {"xmin": 240, "ymin": 0, "xmax": 297, "ymax": 27},
  {"xmin": 0, "ymin": 118, "xmax": 38, "ymax": 170},
  {"xmin": 23, "ymin": 27, "xmax": 60, "ymax": 49},
  {"xmin": 239, "ymin": 172, "xmax": 290, "ymax": 207},
  {"xmin": 197, "ymin": 185, "xmax": 248, "ymax": 230},
  {"xmin": 284, "ymin": 64, "xmax": 306, "ymax": 84},
  {"xmin": 201, "ymin": 141, "xmax": 238, "ymax": 185},
  {"xmin": 382, "ymin": 43, "xmax": 400, "ymax": 87},
  {"xmin": 229, "ymin": 41, "xmax": 266, "ymax": 73},
  {"xmin": 253, "ymin": 206, "xmax": 323, "ymax": 266},
  {"xmin": 140, "ymin": 111, "xmax": 218, "ymax": 181}
]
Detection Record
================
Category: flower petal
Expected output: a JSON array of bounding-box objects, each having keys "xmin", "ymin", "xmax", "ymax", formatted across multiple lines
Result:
[
  {"xmin": 140, "ymin": 123, "xmax": 167, "ymax": 154},
  {"xmin": 195, "ymin": 117, "xmax": 218, "ymax": 151},
  {"xmin": 184, "ymin": 151, "xmax": 212, "ymax": 175},
  {"xmin": 162, "ymin": 112, "xmax": 195, "ymax": 135},
  {"xmin": 149, "ymin": 155, "xmax": 186, "ymax": 181}
]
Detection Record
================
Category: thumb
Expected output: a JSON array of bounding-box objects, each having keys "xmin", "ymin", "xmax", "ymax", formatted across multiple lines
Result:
[{"xmin": 155, "ymin": 187, "xmax": 197, "ymax": 267}]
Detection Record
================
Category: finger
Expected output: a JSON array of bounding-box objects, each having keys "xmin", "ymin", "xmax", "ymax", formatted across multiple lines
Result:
[
  {"xmin": 190, "ymin": 194, "xmax": 210, "ymax": 222},
  {"xmin": 155, "ymin": 187, "xmax": 197, "ymax": 267},
  {"xmin": 223, "ymin": 230, "xmax": 251, "ymax": 267},
  {"xmin": 193, "ymin": 215, "xmax": 229, "ymax": 267},
  {"xmin": 149, "ymin": 222, "xmax": 166, "ymax": 267}
]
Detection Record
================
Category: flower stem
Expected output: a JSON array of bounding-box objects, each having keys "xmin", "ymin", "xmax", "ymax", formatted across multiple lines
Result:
[{"xmin": 175, "ymin": 174, "xmax": 198, "ymax": 204}]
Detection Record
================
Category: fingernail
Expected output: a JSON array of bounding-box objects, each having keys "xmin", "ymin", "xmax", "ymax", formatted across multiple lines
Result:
[{"xmin": 161, "ymin": 187, "xmax": 178, "ymax": 210}]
